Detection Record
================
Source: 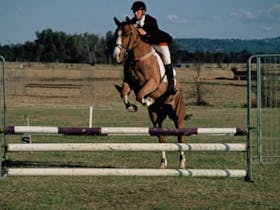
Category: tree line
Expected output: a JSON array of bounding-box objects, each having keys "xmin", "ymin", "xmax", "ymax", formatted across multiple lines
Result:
[
  {"xmin": 0, "ymin": 29, "xmax": 252, "ymax": 64},
  {"xmin": 0, "ymin": 29, "xmax": 115, "ymax": 64}
]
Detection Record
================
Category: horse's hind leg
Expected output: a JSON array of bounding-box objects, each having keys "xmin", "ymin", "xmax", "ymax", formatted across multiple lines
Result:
[
  {"xmin": 173, "ymin": 95, "xmax": 186, "ymax": 169},
  {"xmin": 179, "ymin": 151, "xmax": 186, "ymax": 169},
  {"xmin": 148, "ymin": 106, "xmax": 167, "ymax": 168},
  {"xmin": 160, "ymin": 150, "xmax": 167, "ymax": 169},
  {"xmin": 156, "ymin": 134, "xmax": 168, "ymax": 169},
  {"xmin": 177, "ymin": 132, "xmax": 186, "ymax": 169}
]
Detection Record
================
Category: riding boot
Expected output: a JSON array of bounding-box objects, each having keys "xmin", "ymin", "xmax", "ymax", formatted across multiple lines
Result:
[{"xmin": 165, "ymin": 64, "xmax": 177, "ymax": 94}]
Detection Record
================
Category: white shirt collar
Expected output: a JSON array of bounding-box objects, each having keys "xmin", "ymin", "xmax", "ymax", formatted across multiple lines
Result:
[{"xmin": 136, "ymin": 14, "xmax": 145, "ymax": 27}]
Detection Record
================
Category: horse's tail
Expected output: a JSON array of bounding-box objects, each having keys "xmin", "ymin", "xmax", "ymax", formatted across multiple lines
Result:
[{"xmin": 175, "ymin": 90, "xmax": 192, "ymax": 121}]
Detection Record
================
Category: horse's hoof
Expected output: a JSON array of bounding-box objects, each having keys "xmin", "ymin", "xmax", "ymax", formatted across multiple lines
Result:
[
  {"xmin": 160, "ymin": 159, "xmax": 167, "ymax": 168},
  {"xmin": 179, "ymin": 161, "xmax": 186, "ymax": 169},
  {"xmin": 179, "ymin": 164, "xmax": 186, "ymax": 169},
  {"xmin": 127, "ymin": 104, "xmax": 138, "ymax": 112},
  {"xmin": 141, "ymin": 97, "xmax": 155, "ymax": 107},
  {"xmin": 160, "ymin": 163, "xmax": 166, "ymax": 169}
]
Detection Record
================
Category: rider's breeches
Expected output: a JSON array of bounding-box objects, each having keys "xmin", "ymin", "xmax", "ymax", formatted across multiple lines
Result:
[
  {"xmin": 152, "ymin": 45, "xmax": 171, "ymax": 65},
  {"xmin": 152, "ymin": 44, "xmax": 176, "ymax": 89}
]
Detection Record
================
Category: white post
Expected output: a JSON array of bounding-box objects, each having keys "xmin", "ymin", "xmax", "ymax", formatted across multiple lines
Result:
[
  {"xmin": 21, "ymin": 114, "xmax": 32, "ymax": 143},
  {"xmin": 89, "ymin": 106, "xmax": 93, "ymax": 128}
]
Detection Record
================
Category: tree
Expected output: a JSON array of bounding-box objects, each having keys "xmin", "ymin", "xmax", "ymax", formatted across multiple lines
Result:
[
  {"xmin": 169, "ymin": 42, "xmax": 181, "ymax": 64},
  {"xmin": 0, "ymin": 28, "xmax": 253, "ymax": 63},
  {"xmin": 214, "ymin": 52, "xmax": 224, "ymax": 68},
  {"xmin": 105, "ymin": 31, "xmax": 115, "ymax": 64},
  {"xmin": 14, "ymin": 44, "xmax": 25, "ymax": 61},
  {"xmin": 193, "ymin": 51, "xmax": 209, "ymax": 106}
]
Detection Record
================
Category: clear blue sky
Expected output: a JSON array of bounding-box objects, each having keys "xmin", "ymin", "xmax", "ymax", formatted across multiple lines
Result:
[{"xmin": 1, "ymin": 0, "xmax": 280, "ymax": 45}]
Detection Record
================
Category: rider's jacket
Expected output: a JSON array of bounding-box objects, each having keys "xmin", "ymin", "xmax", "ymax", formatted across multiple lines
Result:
[{"xmin": 129, "ymin": 14, "xmax": 173, "ymax": 45}]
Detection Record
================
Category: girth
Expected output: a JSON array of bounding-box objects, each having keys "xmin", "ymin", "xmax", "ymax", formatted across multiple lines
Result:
[{"xmin": 134, "ymin": 50, "xmax": 154, "ymax": 62}]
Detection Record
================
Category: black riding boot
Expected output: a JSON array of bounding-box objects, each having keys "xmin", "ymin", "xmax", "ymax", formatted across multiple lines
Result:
[{"xmin": 165, "ymin": 64, "xmax": 177, "ymax": 94}]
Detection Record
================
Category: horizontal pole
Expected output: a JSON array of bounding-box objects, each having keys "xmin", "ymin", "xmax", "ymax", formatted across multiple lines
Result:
[
  {"xmin": 7, "ymin": 168, "xmax": 247, "ymax": 177},
  {"xmin": 4, "ymin": 126, "xmax": 247, "ymax": 136},
  {"xmin": 7, "ymin": 143, "xmax": 247, "ymax": 152}
]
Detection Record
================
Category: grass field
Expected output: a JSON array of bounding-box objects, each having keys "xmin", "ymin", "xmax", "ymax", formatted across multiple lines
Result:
[{"xmin": 0, "ymin": 62, "xmax": 279, "ymax": 210}]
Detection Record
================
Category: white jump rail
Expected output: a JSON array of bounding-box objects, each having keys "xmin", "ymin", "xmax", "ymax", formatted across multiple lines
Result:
[
  {"xmin": 2, "ymin": 126, "xmax": 249, "ymax": 179},
  {"xmin": 7, "ymin": 168, "xmax": 247, "ymax": 177},
  {"xmin": 7, "ymin": 143, "xmax": 247, "ymax": 152}
]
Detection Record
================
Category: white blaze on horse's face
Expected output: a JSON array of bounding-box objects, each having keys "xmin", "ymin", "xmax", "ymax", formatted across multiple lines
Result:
[{"xmin": 113, "ymin": 30, "xmax": 123, "ymax": 63}]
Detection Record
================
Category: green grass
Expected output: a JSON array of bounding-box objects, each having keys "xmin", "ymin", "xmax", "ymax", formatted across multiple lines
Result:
[
  {"xmin": 1, "ymin": 106, "xmax": 280, "ymax": 210},
  {"xmin": 1, "ymin": 166, "xmax": 279, "ymax": 210}
]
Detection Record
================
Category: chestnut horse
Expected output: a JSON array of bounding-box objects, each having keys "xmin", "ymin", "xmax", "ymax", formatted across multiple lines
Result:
[{"xmin": 113, "ymin": 17, "xmax": 186, "ymax": 168}]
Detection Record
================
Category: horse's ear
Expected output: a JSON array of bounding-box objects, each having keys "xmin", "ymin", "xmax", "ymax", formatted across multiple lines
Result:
[
  {"xmin": 125, "ymin": 16, "xmax": 130, "ymax": 22},
  {"xmin": 114, "ymin": 17, "xmax": 121, "ymax": 26}
]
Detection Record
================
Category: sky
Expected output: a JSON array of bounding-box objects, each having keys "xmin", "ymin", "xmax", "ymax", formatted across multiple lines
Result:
[{"xmin": 0, "ymin": 0, "xmax": 280, "ymax": 45}]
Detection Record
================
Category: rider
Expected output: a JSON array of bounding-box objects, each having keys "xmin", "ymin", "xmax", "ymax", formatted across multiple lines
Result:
[{"xmin": 129, "ymin": 1, "xmax": 177, "ymax": 94}]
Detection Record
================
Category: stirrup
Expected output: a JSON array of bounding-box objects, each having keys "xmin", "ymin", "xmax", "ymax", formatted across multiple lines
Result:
[{"xmin": 168, "ymin": 85, "xmax": 177, "ymax": 95}]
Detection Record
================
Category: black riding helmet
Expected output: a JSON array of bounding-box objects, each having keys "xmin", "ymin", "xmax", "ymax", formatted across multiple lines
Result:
[{"xmin": 131, "ymin": 1, "xmax": 146, "ymax": 11}]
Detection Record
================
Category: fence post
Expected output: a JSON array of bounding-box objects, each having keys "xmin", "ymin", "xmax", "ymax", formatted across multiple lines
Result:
[
  {"xmin": 247, "ymin": 54, "xmax": 280, "ymax": 166},
  {"xmin": 0, "ymin": 56, "xmax": 7, "ymax": 178}
]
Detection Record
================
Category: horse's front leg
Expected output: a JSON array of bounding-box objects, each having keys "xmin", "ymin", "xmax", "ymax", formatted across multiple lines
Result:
[
  {"xmin": 115, "ymin": 82, "xmax": 138, "ymax": 112},
  {"xmin": 136, "ymin": 78, "xmax": 158, "ymax": 107},
  {"xmin": 157, "ymin": 133, "xmax": 167, "ymax": 169}
]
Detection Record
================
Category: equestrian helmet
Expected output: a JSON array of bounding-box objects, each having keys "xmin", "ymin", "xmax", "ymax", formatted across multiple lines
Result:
[{"xmin": 131, "ymin": 1, "xmax": 146, "ymax": 11}]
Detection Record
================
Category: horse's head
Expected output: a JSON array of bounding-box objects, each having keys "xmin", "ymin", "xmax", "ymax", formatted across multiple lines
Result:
[{"xmin": 112, "ymin": 17, "xmax": 138, "ymax": 63}]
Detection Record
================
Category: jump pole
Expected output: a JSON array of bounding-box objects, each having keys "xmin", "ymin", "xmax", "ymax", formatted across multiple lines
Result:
[
  {"xmin": 7, "ymin": 168, "xmax": 247, "ymax": 177},
  {"xmin": 4, "ymin": 126, "xmax": 247, "ymax": 136},
  {"xmin": 7, "ymin": 143, "xmax": 247, "ymax": 152}
]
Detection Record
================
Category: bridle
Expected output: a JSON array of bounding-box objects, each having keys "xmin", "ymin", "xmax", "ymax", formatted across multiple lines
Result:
[
  {"xmin": 115, "ymin": 24, "xmax": 141, "ymax": 53},
  {"xmin": 115, "ymin": 24, "xmax": 153, "ymax": 62}
]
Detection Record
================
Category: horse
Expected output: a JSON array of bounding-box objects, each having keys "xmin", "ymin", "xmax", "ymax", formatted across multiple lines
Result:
[{"xmin": 113, "ymin": 17, "xmax": 186, "ymax": 169}]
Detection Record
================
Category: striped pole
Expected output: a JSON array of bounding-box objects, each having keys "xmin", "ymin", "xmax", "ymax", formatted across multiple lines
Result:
[{"xmin": 4, "ymin": 126, "xmax": 247, "ymax": 136}]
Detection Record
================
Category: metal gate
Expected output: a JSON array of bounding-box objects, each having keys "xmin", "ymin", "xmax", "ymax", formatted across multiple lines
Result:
[{"xmin": 247, "ymin": 54, "xmax": 280, "ymax": 164}]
